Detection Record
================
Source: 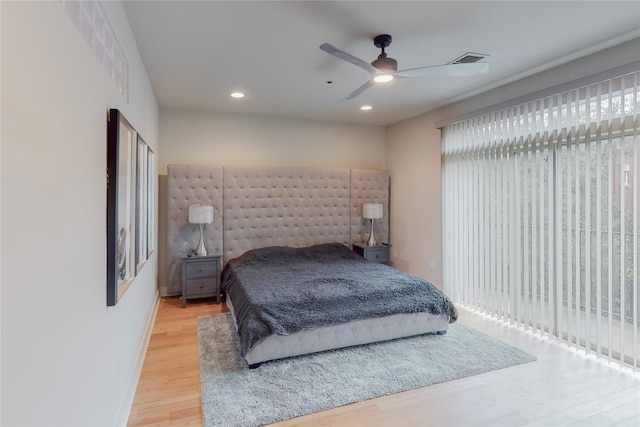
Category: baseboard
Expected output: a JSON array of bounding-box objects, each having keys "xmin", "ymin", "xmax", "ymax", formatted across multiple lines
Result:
[{"xmin": 114, "ymin": 289, "xmax": 161, "ymax": 426}]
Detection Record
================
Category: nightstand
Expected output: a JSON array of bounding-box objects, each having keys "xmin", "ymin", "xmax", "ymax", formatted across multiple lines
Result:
[
  {"xmin": 352, "ymin": 244, "xmax": 391, "ymax": 265},
  {"xmin": 181, "ymin": 255, "xmax": 221, "ymax": 307}
]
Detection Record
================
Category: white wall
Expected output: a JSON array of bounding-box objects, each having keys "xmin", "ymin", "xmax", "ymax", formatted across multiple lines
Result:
[
  {"xmin": 1, "ymin": 2, "xmax": 159, "ymax": 425},
  {"xmin": 386, "ymin": 38, "xmax": 640, "ymax": 288},
  {"xmin": 159, "ymin": 108, "xmax": 386, "ymax": 173},
  {"xmin": 386, "ymin": 112, "xmax": 443, "ymax": 285},
  {"xmin": 157, "ymin": 109, "xmax": 386, "ymax": 295}
]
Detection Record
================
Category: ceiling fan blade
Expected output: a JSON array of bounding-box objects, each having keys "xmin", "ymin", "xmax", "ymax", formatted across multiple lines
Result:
[
  {"xmin": 320, "ymin": 43, "xmax": 378, "ymax": 75},
  {"xmin": 394, "ymin": 62, "xmax": 489, "ymax": 78},
  {"xmin": 340, "ymin": 79, "xmax": 374, "ymax": 102}
]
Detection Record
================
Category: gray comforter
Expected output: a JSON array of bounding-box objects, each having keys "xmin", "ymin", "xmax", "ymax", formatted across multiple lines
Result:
[{"xmin": 221, "ymin": 243, "xmax": 458, "ymax": 356}]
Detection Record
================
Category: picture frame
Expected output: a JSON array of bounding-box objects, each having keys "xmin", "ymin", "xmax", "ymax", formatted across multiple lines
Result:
[
  {"xmin": 146, "ymin": 148, "xmax": 155, "ymax": 257},
  {"xmin": 106, "ymin": 109, "xmax": 138, "ymax": 306},
  {"xmin": 135, "ymin": 135, "xmax": 148, "ymax": 272}
]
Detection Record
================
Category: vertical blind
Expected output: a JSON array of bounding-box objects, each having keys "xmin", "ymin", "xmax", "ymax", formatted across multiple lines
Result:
[{"xmin": 442, "ymin": 71, "xmax": 639, "ymax": 370}]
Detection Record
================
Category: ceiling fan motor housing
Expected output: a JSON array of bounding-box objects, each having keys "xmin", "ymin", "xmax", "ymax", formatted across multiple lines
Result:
[{"xmin": 371, "ymin": 55, "xmax": 397, "ymax": 72}]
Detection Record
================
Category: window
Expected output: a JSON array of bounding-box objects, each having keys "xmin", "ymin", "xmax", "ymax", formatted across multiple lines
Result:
[{"xmin": 442, "ymin": 71, "xmax": 639, "ymax": 371}]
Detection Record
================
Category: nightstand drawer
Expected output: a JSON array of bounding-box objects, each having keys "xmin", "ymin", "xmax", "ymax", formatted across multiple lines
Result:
[
  {"xmin": 185, "ymin": 260, "xmax": 217, "ymax": 278},
  {"xmin": 185, "ymin": 278, "xmax": 215, "ymax": 297},
  {"xmin": 366, "ymin": 248, "xmax": 389, "ymax": 263},
  {"xmin": 352, "ymin": 244, "xmax": 391, "ymax": 265}
]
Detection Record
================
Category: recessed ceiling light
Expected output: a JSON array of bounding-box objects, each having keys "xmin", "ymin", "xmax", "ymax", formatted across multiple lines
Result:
[
  {"xmin": 230, "ymin": 92, "xmax": 245, "ymax": 98},
  {"xmin": 373, "ymin": 74, "xmax": 394, "ymax": 83},
  {"xmin": 361, "ymin": 105, "xmax": 373, "ymax": 111}
]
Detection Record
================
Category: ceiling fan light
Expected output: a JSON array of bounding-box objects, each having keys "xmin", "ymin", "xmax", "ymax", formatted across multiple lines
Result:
[
  {"xmin": 374, "ymin": 74, "xmax": 394, "ymax": 83},
  {"xmin": 360, "ymin": 105, "xmax": 373, "ymax": 111},
  {"xmin": 230, "ymin": 92, "xmax": 245, "ymax": 98}
]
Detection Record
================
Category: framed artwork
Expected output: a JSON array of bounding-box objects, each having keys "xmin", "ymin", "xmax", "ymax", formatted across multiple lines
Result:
[
  {"xmin": 146, "ymin": 148, "xmax": 155, "ymax": 257},
  {"xmin": 106, "ymin": 109, "xmax": 138, "ymax": 306},
  {"xmin": 135, "ymin": 136, "xmax": 148, "ymax": 272}
]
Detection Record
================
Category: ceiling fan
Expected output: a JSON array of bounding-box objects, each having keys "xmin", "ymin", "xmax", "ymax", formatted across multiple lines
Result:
[{"xmin": 320, "ymin": 34, "xmax": 489, "ymax": 101}]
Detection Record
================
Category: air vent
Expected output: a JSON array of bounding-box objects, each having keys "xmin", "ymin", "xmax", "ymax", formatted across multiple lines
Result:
[{"xmin": 449, "ymin": 52, "xmax": 488, "ymax": 64}]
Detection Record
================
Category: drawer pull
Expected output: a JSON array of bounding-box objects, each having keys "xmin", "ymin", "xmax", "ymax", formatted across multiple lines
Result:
[{"xmin": 200, "ymin": 268, "xmax": 204, "ymax": 271}]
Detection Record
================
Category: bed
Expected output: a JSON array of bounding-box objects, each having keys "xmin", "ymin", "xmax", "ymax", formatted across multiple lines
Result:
[
  {"xmin": 222, "ymin": 242, "xmax": 457, "ymax": 367},
  {"xmin": 166, "ymin": 165, "xmax": 456, "ymax": 367}
]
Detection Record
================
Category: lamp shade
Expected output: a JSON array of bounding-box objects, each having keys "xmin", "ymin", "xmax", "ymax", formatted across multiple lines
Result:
[
  {"xmin": 188, "ymin": 204, "xmax": 214, "ymax": 224},
  {"xmin": 362, "ymin": 202, "xmax": 383, "ymax": 220}
]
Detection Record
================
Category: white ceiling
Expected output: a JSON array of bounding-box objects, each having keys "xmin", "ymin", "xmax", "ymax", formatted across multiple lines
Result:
[{"xmin": 122, "ymin": 1, "xmax": 640, "ymax": 126}]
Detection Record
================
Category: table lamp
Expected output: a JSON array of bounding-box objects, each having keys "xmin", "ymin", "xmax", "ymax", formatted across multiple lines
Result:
[
  {"xmin": 188, "ymin": 204, "xmax": 214, "ymax": 256},
  {"xmin": 363, "ymin": 202, "xmax": 383, "ymax": 246}
]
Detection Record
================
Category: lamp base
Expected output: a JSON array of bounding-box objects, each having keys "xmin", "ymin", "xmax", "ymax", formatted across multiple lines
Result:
[
  {"xmin": 366, "ymin": 218, "xmax": 378, "ymax": 246},
  {"xmin": 194, "ymin": 223, "xmax": 208, "ymax": 256}
]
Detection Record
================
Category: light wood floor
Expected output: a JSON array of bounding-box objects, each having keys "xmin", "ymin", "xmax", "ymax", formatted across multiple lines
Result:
[{"xmin": 128, "ymin": 296, "xmax": 640, "ymax": 426}]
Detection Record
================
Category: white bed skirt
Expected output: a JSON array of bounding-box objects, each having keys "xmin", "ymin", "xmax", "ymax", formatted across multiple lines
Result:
[{"xmin": 226, "ymin": 295, "xmax": 451, "ymax": 366}]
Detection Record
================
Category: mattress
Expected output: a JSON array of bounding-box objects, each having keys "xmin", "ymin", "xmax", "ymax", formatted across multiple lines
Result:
[{"xmin": 226, "ymin": 294, "xmax": 451, "ymax": 366}]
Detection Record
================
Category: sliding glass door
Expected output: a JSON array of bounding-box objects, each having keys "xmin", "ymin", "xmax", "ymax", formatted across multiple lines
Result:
[{"xmin": 442, "ymin": 72, "xmax": 639, "ymax": 370}]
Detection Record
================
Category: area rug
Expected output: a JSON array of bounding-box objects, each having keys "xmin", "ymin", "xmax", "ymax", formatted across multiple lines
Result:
[{"xmin": 198, "ymin": 313, "xmax": 536, "ymax": 427}]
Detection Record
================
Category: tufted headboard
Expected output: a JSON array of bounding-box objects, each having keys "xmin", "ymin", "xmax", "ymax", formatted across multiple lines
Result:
[
  {"xmin": 165, "ymin": 164, "xmax": 389, "ymax": 296},
  {"xmin": 222, "ymin": 167, "xmax": 352, "ymax": 261}
]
